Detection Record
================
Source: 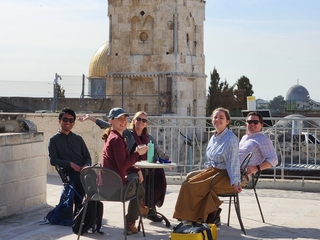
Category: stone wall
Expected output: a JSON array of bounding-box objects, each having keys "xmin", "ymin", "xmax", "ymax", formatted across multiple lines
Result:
[
  {"xmin": 0, "ymin": 132, "xmax": 46, "ymax": 218},
  {"xmin": 0, "ymin": 112, "xmax": 106, "ymax": 219},
  {"xmin": 0, "ymin": 97, "xmax": 112, "ymax": 113}
]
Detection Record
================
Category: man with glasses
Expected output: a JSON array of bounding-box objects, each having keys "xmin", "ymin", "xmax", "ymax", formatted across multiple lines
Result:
[
  {"xmin": 239, "ymin": 111, "xmax": 278, "ymax": 182},
  {"xmin": 48, "ymin": 107, "xmax": 92, "ymax": 212}
]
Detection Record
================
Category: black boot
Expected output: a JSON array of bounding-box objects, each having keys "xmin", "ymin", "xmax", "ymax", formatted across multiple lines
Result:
[
  {"xmin": 206, "ymin": 208, "xmax": 222, "ymax": 226},
  {"xmin": 147, "ymin": 208, "xmax": 163, "ymax": 222}
]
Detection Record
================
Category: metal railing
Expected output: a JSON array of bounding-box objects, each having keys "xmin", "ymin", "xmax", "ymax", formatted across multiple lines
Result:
[{"xmin": 146, "ymin": 115, "xmax": 320, "ymax": 181}]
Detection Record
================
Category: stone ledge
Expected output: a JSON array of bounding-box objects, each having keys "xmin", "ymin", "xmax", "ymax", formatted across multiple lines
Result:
[{"xmin": 0, "ymin": 132, "xmax": 44, "ymax": 146}]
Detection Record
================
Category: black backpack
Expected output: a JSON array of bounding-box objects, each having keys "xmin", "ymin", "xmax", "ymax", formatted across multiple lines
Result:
[
  {"xmin": 72, "ymin": 200, "xmax": 104, "ymax": 235},
  {"xmin": 44, "ymin": 183, "xmax": 79, "ymax": 226}
]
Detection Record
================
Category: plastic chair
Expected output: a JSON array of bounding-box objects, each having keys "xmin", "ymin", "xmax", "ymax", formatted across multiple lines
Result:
[
  {"xmin": 77, "ymin": 166, "xmax": 145, "ymax": 240},
  {"xmin": 210, "ymin": 152, "xmax": 252, "ymax": 235}
]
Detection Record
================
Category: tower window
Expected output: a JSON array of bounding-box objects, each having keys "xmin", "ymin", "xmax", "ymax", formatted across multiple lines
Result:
[
  {"xmin": 140, "ymin": 11, "xmax": 145, "ymax": 16},
  {"xmin": 139, "ymin": 32, "xmax": 148, "ymax": 42}
]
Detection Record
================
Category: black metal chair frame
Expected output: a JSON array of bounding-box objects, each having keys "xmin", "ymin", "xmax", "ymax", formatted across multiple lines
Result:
[
  {"xmin": 77, "ymin": 166, "xmax": 145, "ymax": 240},
  {"xmin": 55, "ymin": 165, "xmax": 70, "ymax": 184},
  {"xmin": 249, "ymin": 168, "xmax": 265, "ymax": 223}
]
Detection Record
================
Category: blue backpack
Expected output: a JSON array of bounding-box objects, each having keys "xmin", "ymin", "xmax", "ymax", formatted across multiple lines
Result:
[{"xmin": 44, "ymin": 183, "xmax": 80, "ymax": 226}]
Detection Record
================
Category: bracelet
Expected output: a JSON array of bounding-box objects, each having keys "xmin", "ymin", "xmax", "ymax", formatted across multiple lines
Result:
[{"xmin": 257, "ymin": 165, "xmax": 261, "ymax": 172}]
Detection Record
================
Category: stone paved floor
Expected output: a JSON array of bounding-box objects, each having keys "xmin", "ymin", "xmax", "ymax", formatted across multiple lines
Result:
[{"xmin": 0, "ymin": 174, "xmax": 319, "ymax": 240}]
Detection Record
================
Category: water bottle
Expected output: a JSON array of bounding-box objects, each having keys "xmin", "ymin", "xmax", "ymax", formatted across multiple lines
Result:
[{"xmin": 147, "ymin": 140, "xmax": 154, "ymax": 163}]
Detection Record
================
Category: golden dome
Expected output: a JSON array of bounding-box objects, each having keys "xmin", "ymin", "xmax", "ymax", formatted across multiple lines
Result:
[{"xmin": 89, "ymin": 41, "xmax": 109, "ymax": 77}]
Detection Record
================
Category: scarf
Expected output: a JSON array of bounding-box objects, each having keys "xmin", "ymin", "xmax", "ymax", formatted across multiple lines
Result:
[{"xmin": 133, "ymin": 130, "xmax": 149, "ymax": 160}]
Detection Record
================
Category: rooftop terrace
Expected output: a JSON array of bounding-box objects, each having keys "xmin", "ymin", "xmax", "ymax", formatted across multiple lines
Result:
[{"xmin": 0, "ymin": 174, "xmax": 319, "ymax": 240}]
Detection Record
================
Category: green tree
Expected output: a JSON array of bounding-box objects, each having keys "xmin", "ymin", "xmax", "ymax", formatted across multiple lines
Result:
[
  {"xmin": 206, "ymin": 67, "xmax": 220, "ymax": 116},
  {"xmin": 206, "ymin": 68, "xmax": 231, "ymax": 117},
  {"xmin": 232, "ymin": 75, "xmax": 254, "ymax": 113},
  {"xmin": 206, "ymin": 67, "xmax": 235, "ymax": 116},
  {"xmin": 269, "ymin": 95, "xmax": 286, "ymax": 113},
  {"xmin": 235, "ymin": 75, "xmax": 254, "ymax": 96},
  {"xmin": 219, "ymin": 79, "xmax": 233, "ymax": 92},
  {"xmin": 57, "ymin": 82, "xmax": 65, "ymax": 98}
]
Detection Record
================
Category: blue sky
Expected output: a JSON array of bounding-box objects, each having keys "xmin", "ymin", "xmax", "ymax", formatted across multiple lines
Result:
[{"xmin": 0, "ymin": 0, "xmax": 319, "ymax": 101}]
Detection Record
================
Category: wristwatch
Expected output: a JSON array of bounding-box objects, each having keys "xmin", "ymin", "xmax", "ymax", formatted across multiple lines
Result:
[{"xmin": 257, "ymin": 165, "xmax": 261, "ymax": 172}]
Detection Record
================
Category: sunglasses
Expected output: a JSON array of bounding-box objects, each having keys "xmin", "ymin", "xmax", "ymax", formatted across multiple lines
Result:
[
  {"xmin": 246, "ymin": 120, "xmax": 260, "ymax": 125},
  {"xmin": 62, "ymin": 117, "xmax": 75, "ymax": 123},
  {"xmin": 136, "ymin": 117, "xmax": 148, "ymax": 123}
]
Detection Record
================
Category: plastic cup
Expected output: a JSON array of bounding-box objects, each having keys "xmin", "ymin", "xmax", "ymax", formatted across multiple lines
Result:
[{"xmin": 137, "ymin": 144, "xmax": 146, "ymax": 149}]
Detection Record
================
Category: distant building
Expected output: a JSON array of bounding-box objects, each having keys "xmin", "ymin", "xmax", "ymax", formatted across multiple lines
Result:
[
  {"xmin": 285, "ymin": 84, "xmax": 320, "ymax": 113},
  {"xmin": 286, "ymin": 84, "xmax": 310, "ymax": 111},
  {"xmin": 256, "ymin": 98, "xmax": 269, "ymax": 109},
  {"xmin": 87, "ymin": 42, "xmax": 108, "ymax": 99}
]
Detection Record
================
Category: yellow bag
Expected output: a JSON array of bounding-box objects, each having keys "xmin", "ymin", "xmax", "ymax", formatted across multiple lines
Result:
[
  {"xmin": 170, "ymin": 221, "xmax": 218, "ymax": 240},
  {"xmin": 208, "ymin": 224, "xmax": 218, "ymax": 240}
]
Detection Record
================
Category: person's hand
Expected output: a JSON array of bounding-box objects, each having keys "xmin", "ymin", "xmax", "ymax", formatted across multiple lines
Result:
[
  {"xmin": 233, "ymin": 183, "xmax": 242, "ymax": 193},
  {"xmin": 70, "ymin": 162, "xmax": 81, "ymax": 172},
  {"xmin": 80, "ymin": 164, "xmax": 89, "ymax": 174},
  {"xmin": 246, "ymin": 165, "xmax": 258, "ymax": 175},
  {"xmin": 81, "ymin": 164, "xmax": 89, "ymax": 170},
  {"xmin": 78, "ymin": 114, "xmax": 93, "ymax": 122},
  {"xmin": 136, "ymin": 145, "xmax": 148, "ymax": 156},
  {"xmin": 137, "ymin": 170, "xmax": 144, "ymax": 183}
]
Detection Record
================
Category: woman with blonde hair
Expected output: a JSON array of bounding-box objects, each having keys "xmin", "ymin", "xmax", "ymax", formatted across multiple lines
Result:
[
  {"xmin": 79, "ymin": 110, "xmax": 169, "ymax": 222},
  {"xmin": 127, "ymin": 111, "xmax": 169, "ymax": 222}
]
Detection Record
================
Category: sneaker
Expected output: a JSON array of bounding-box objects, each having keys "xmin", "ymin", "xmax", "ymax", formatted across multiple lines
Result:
[
  {"xmin": 140, "ymin": 206, "xmax": 149, "ymax": 216},
  {"xmin": 125, "ymin": 222, "xmax": 138, "ymax": 235}
]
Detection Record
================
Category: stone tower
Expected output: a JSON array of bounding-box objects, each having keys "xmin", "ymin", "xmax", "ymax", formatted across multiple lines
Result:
[{"xmin": 91, "ymin": 0, "xmax": 206, "ymax": 116}]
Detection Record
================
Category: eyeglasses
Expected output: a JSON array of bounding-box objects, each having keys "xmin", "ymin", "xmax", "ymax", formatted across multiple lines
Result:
[
  {"xmin": 246, "ymin": 120, "xmax": 260, "ymax": 125},
  {"xmin": 136, "ymin": 117, "xmax": 148, "ymax": 123},
  {"xmin": 62, "ymin": 117, "xmax": 75, "ymax": 123}
]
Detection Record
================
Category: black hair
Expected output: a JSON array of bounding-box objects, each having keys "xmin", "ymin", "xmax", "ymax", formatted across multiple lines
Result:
[
  {"xmin": 246, "ymin": 111, "xmax": 263, "ymax": 123},
  {"xmin": 58, "ymin": 107, "xmax": 76, "ymax": 120}
]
